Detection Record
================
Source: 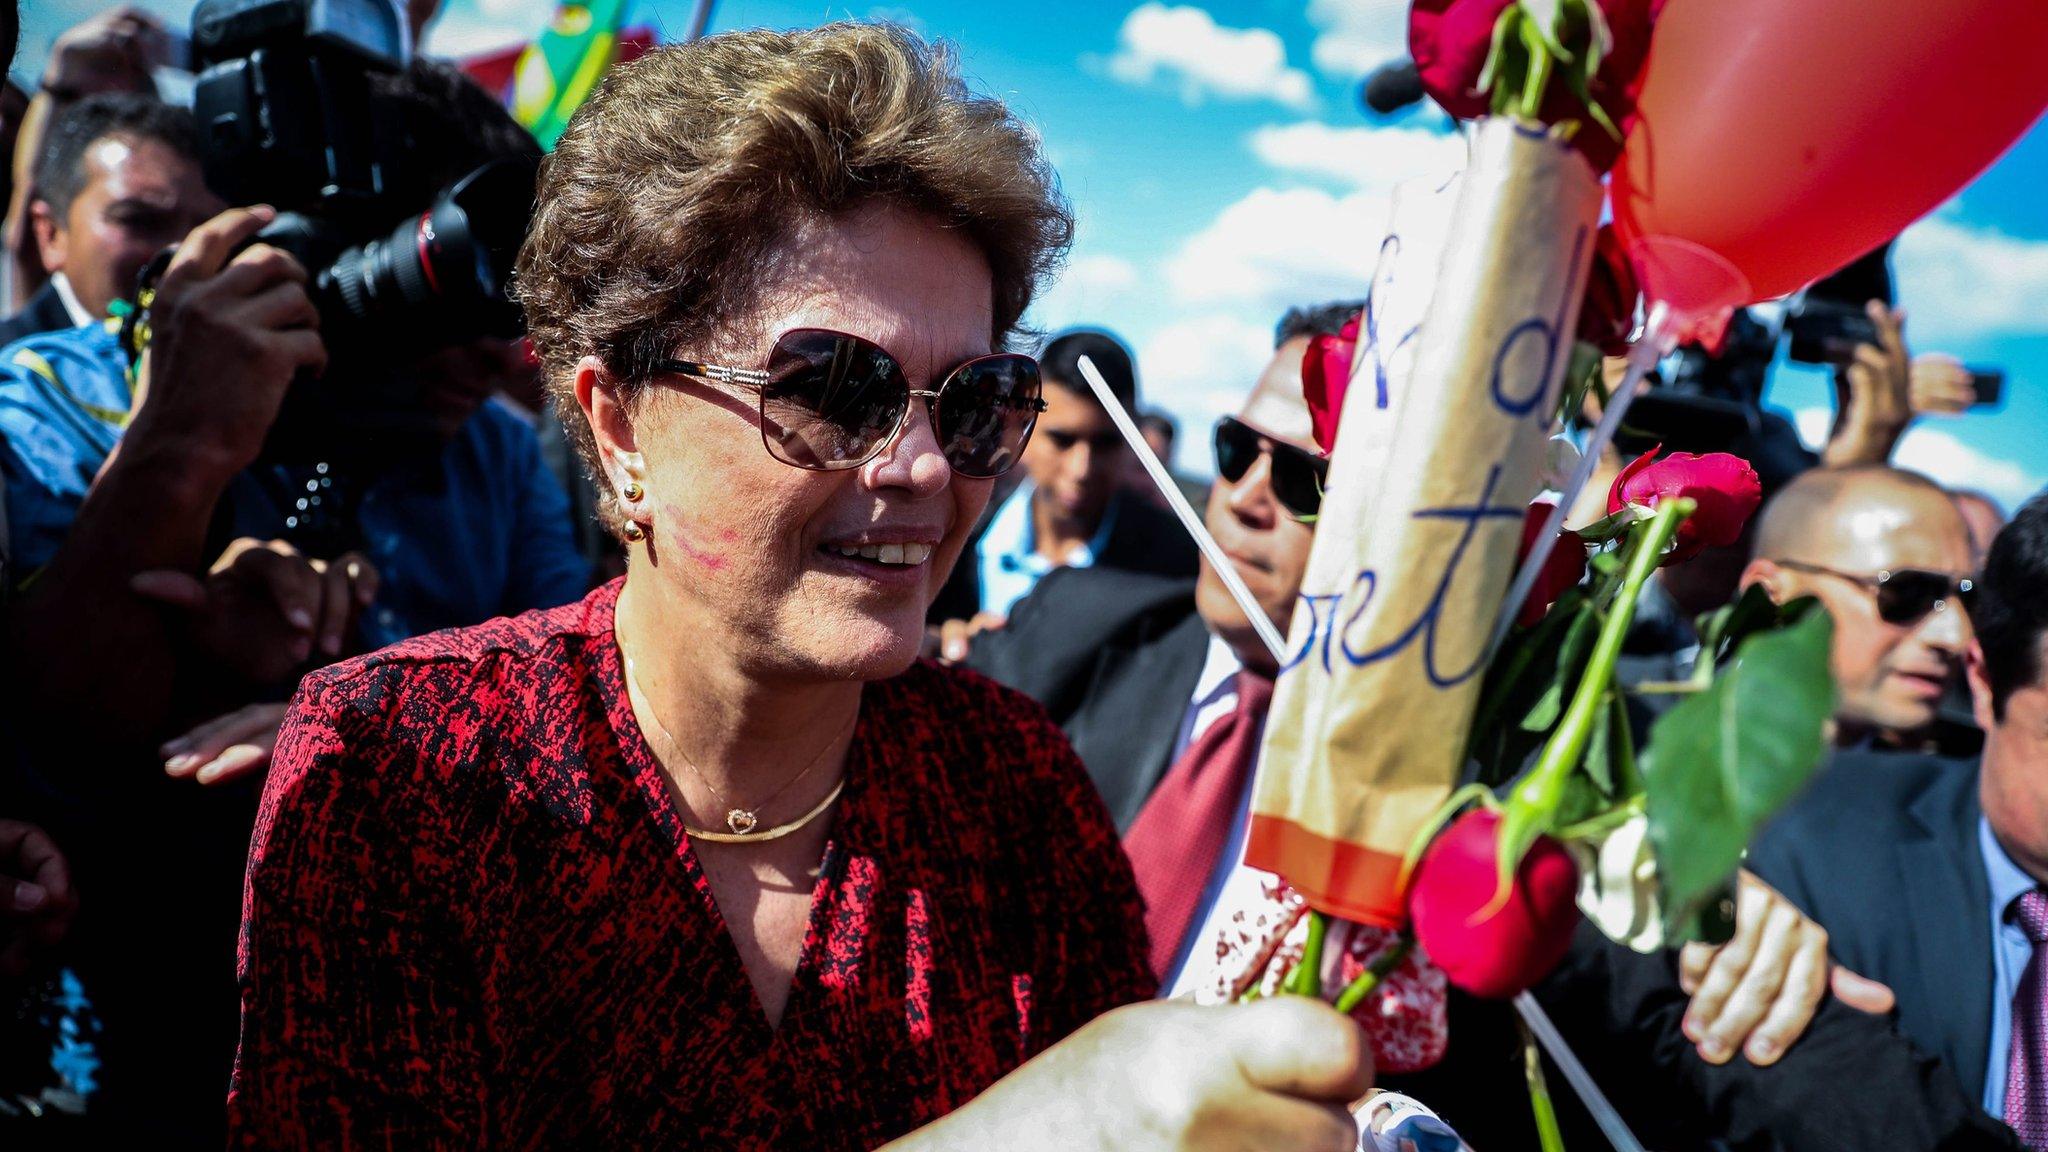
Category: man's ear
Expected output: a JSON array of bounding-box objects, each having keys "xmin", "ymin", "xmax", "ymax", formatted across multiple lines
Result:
[
  {"xmin": 1965, "ymin": 639, "xmax": 1997, "ymax": 731},
  {"xmin": 28, "ymin": 199, "xmax": 65, "ymax": 275},
  {"xmin": 573, "ymin": 355, "xmax": 645, "ymax": 492},
  {"xmin": 1739, "ymin": 557, "xmax": 1785, "ymax": 604}
]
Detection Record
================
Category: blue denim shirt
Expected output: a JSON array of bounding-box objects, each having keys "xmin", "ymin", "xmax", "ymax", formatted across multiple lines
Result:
[{"xmin": 0, "ymin": 323, "xmax": 587, "ymax": 644}]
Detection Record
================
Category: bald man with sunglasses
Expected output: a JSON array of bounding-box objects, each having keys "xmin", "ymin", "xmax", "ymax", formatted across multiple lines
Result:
[{"xmin": 1740, "ymin": 464, "xmax": 1978, "ymax": 750}]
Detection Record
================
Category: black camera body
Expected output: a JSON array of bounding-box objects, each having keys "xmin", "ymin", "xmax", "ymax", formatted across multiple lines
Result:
[
  {"xmin": 187, "ymin": 0, "xmax": 534, "ymax": 366},
  {"xmin": 190, "ymin": 0, "xmax": 407, "ymax": 213}
]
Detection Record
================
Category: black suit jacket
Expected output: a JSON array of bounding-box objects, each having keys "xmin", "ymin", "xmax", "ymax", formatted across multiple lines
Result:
[
  {"xmin": 971, "ymin": 570, "xmax": 2014, "ymax": 1149},
  {"xmin": 0, "ymin": 282, "xmax": 77, "ymax": 350},
  {"xmin": 930, "ymin": 489, "xmax": 1200, "ymax": 626},
  {"xmin": 1750, "ymin": 750, "xmax": 2000, "ymax": 1104},
  {"xmin": 966, "ymin": 566, "xmax": 1206, "ymax": 832}
]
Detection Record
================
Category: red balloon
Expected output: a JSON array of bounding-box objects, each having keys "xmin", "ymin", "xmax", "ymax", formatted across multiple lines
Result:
[{"xmin": 1611, "ymin": 0, "xmax": 2048, "ymax": 321}]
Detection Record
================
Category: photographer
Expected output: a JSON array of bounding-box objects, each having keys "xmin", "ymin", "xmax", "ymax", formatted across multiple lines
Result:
[
  {"xmin": 0, "ymin": 58, "xmax": 584, "ymax": 1140},
  {"xmin": 3, "ymin": 58, "xmax": 585, "ymax": 756}
]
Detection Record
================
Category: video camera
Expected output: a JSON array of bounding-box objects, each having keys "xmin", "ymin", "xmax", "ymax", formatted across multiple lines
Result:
[
  {"xmin": 183, "ymin": 0, "xmax": 535, "ymax": 366},
  {"xmin": 1616, "ymin": 243, "xmax": 2004, "ymax": 474}
]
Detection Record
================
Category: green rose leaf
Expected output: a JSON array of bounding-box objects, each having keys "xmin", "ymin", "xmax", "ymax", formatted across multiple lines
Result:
[
  {"xmin": 1642, "ymin": 607, "xmax": 1836, "ymax": 941},
  {"xmin": 1468, "ymin": 590, "xmax": 1600, "ymax": 786}
]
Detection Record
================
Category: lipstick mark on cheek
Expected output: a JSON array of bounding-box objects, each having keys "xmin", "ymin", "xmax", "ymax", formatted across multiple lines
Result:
[{"xmin": 663, "ymin": 507, "xmax": 732, "ymax": 572}]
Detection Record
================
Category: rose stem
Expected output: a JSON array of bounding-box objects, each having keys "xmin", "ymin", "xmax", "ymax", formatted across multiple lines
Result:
[
  {"xmin": 1286, "ymin": 910, "xmax": 1330, "ymax": 998},
  {"xmin": 1519, "ymin": 1014, "xmax": 1569, "ymax": 1152},
  {"xmin": 1333, "ymin": 935, "xmax": 1414, "ymax": 1015}
]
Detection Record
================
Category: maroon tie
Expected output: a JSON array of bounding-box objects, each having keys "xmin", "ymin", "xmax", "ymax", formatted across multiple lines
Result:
[
  {"xmin": 1123, "ymin": 670, "xmax": 1275, "ymax": 982},
  {"xmin": 2007, "ymin": 888, "xmax": 2048, "ymax": 1146}
]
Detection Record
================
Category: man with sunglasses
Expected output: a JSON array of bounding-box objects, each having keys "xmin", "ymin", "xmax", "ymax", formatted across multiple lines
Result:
[
  {"xmin": 969, "ymin": 302, "xmax": 2013, "ymax": 1150},
  {"xmin": 1739, "ymin": 464, "xmax": 1978, "ymax": 750},
  {"xmin": 1749, "ymin": 493, "xmax": 2048, "ymax": 1142}
]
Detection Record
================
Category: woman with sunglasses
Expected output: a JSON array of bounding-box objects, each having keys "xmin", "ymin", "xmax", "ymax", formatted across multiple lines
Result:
[{"xmin": 226, "ymin": 23, "xmax": 1370, "ymax": 1152}]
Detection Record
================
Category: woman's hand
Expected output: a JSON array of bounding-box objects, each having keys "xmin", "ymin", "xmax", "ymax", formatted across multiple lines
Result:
[{"xmin": 889, "ymin": 998, "xmax": 1372, "ymax": 1152}]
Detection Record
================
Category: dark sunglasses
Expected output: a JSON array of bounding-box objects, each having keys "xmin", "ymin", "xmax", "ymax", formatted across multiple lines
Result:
[
  {"xmin": 1774, "ymin": 559, "xmax": 1976, "ymax": 625},
  {"xmin": 1213, "ymin": 416, "xmax": 1327, "ymax": 523},
  {"xmin": 657, "ymin": 328, "xmax": 1046, "ymax": 478}
]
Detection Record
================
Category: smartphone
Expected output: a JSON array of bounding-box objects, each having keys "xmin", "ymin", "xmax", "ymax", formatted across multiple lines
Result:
[{"xmin": 1969, "ymin": 368, "xmax": 2005, "ymax": 408}]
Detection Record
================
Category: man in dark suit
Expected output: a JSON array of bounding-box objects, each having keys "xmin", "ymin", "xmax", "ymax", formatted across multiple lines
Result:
[
  {"xmin": 1, "ymin": 93, "xmax": 218, "ymax": 348},
  {"xmin": 928, "ymin": 328, "xmax": 1197, "ymax": 629},
  {"xmin": 1751, "ymin": 490, "xmax": 2048, "ymax": 1140},
  {"xmin": 971, "ymin": 301, "xmax": 2016, "ymax": 1149}
]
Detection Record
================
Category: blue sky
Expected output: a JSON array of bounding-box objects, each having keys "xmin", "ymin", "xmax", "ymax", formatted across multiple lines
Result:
[{"xmin": 19, "ymin": 0, "xmax": 2046, "ymax": 505}]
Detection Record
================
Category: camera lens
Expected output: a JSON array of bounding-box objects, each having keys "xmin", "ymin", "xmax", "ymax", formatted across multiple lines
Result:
[{"xmin": 311, "ymin": 155, "xmax": 539, "ymax": 354}]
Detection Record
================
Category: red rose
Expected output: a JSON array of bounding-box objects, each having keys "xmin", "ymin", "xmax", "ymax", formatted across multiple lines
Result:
[
  {"xmin": 1302, "ymin": 311, "xmax": 1361, "ymax": 456},
  {"xmin": 1408, "ymin": 0, "xmax": 1512, "ymax": 121},
  {"xmin": 1514, "ymin": 501, "xmax": 1588, "ymax": 627},
  {"xmin": 1577, "ymin": 225, "xmax": 1639, "ymax": 356},
  {"xmin": 1409, "ymin": 0, "xmax": 1663, "ymax": 172},
  {"xmin": 1605, "ymin": 446, "xmax": 1763, "ymax": 564},
  {"xmin": 1408, "ymin": 809, "xmax": 1580, "ymax": 999}
]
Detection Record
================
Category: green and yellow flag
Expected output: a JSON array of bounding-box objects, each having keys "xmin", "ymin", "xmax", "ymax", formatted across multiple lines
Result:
[{"xmin": 512, "ymin": 0, "xmax": 632, "ymax": 150}]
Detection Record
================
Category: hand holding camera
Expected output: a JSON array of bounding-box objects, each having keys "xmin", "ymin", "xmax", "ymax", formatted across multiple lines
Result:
[
  {"xmin": 123, "ymin": 206, "xmax": 327, "ymax": 484},
  {"xmin": 1839, "ymin": 300, "xmax": 1914, "ymax": 433}
]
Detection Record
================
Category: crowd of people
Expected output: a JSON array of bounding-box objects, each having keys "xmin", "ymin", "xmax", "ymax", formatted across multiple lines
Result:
[{"xmin": 0, "ymin": 6, "xmax": 2039, "ymax": 1151}]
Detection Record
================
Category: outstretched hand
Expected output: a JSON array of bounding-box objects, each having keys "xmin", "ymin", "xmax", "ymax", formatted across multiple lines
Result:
[
  {"xmin": 163, "ymin": 702, "xmax": 290, "ymax": 787},
  {"xmin": 1676, "ymin": 869, "xmax": 1895, "ymax": 1066},
  {"xmin": 888, "ymin": 998, "xmax": 1372, "ymax": 1152},
  {"xmin": 133, "ymin": 538, "xmax": 378, "ymax": 684}
]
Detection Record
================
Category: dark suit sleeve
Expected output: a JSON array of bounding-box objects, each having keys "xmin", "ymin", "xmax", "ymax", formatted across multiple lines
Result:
[
  {"xmin": 1533, "ymin": 923, "xmax": 2018, "ymax": 1151},
  {"xmin": 960, "ymin": 565, "xmax": 1073, "ymax": 706}
]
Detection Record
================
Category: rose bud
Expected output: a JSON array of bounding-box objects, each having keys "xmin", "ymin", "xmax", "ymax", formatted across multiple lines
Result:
[
  {"xmin": 1409, "ymin": 0, "xmax": 1664, "ymax": 172},
  {"xmin": 1514, "ymin": 500, "xmax": 1588, "ymax": 627},
  {"xmin": 1302, "ymin": 311, "xmax": 1361, "ymax": 456},
  {"xmin": 1606, "ymin": 446, "xmax": 1763, "ymax": 565},
  {"xmin": 1408, "ymin": 0, "xmax": 1513, "ymax": 121},
  {"xmin": 1578, "ymin": 225, "xmax": 1639, "ymax": 356},
  {"xmin": 1408, "ymin": 808, "xmax": 1581, "ymax": 999}
]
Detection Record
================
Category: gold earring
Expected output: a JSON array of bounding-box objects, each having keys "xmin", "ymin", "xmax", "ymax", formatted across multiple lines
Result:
[
  {"xmin": 622, "ymin": 521, "xmax": 646, "ymax": 542},
  {"xmin": 622, "ymin": 481, "xmax": 644, "ymax": 503}
]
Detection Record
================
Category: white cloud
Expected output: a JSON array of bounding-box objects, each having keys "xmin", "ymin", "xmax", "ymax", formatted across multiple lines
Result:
[
  {"xmin": 1163, "ymin": 186, "xmax": 1392, "ymax": 313},
  {"xmin": 1032, "ymin": 253, "xmax": 1144, "ymax": 331},
  {"xmin": 1304, "ymin": 0, "xmax": 1411, "ymax": 81},
  {"xmin": 1791, "ymin": 406, "xmax": 2044, "ymax": 508},
  {"xmin": 1792, "ymin": 406, "xmax": 1832, "ymax": 449},
  {"xmin": 474, "ymin": 0, "xmax": 544, "ymax": 22},
  {"xmin": 1104, "ymin": 3, "xmax": 1315, "ymax": 111},
  {"xmin": 1247, "ymin": 122, "xmax": 1463, "ymax": 194},
  {"xmin": 1893, "ymin": 213, "xmax": 2048, "ymax": 346},
  {"xmin": 1135, "ymin": 313, "xmax": 1281, "ymax": 469},
  {"xmin": 1895, "ymin": 427, "xmax": 2046, "ymax": 510},
  {"xmin": 422, "ymin": 6, "xmax": 535, "ymax": 57}
]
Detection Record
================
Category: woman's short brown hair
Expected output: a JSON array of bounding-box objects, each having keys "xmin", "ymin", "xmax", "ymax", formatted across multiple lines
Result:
[{"xmin": 515, "ymin": 21, "xmax": 1073, "ymax": 520}]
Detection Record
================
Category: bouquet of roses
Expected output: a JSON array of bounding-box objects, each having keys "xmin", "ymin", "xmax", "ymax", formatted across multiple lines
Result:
[{"xmin": 1201, "ymin": 3, "xmax": 1841, "ymax": 1146}]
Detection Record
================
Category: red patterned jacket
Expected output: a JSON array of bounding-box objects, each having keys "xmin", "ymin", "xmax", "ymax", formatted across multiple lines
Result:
[{"xmin": 228, "ymin": 580, "xmax": 1154, "ymax": 1149}]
